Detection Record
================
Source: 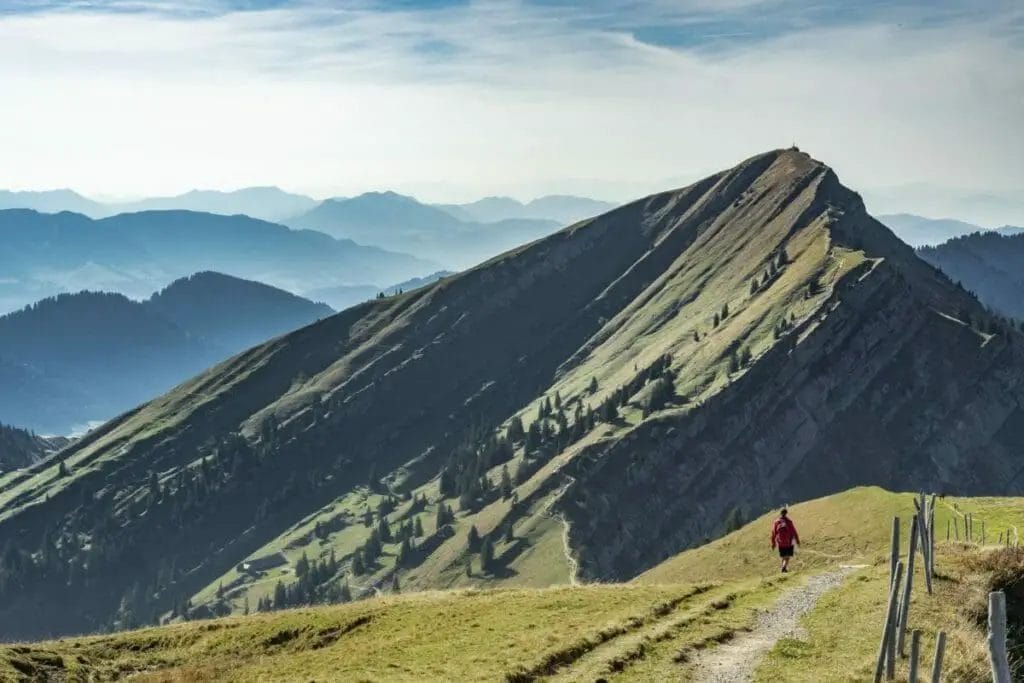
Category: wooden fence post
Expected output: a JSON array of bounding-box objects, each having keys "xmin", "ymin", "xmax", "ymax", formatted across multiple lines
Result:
[
  {"xmin": 930, "ymin": 631, "xmax": 946, "ymax": 683},
  {"xmin": 917, "ymin": 510, "xmax": 933, "ymax": 595},
  {"xmin": 989, "ymin": 591, "xmax": 1012, "ymax": 683},
  {"xmin": 908, "ymin": 630, "xmax": 922, "ymax": 682},
  {"xmin": 947, "ymin": 519, "xmax": 951, "ymax": 542},
  {"xmin": 928, "ymin": 500, "xmax": 936, "ymax": 579},
  {"xmin": 897, "ymin": 515, "xmax": 918, "ymax": 657},
  {"xmin": 875, "ymin": 561, "xmax": 904, "ymax": 683},
  {"xmin": 982, "ymin": 520, "xmax": 986, "ymax": 544},
  {"xmin": 954, "ymin": 516, "xmax": 959, "ymax": 541},
  {"xmin": 890, "ymin": 516, "xmax": 900, "ymax": 586}
]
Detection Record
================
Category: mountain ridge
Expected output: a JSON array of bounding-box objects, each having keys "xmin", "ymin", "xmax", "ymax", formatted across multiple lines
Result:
[{"xmin": 0, "ymin": 149, "xmax": 1018, "ymax": 641}]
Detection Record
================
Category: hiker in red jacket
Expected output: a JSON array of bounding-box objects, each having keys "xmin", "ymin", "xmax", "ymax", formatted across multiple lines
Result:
[{"xmin": 771, "ymin": 508, "xmax": 800, "ymax": 573}]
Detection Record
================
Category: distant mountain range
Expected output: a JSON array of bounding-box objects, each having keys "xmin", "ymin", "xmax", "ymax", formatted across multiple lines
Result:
[
  {"xmin": 435, "ymin": 195, "xmax": 617, "ymax": 224},
  {"xmin": 0, "ymin": 273, "xmax": 332, "ymax": 434},
  {"xmin": 287, "ymin": 192, "xmax": 565, "ymax": 267},
  {"xmin": 0, "ymin": 208, "xmax": 433, "ymax": 315},
  {"xmin": 0, "ymin": 187, "xmax": 316, "ymax": 223},
  {"xmin": 0, "ymin": 187, "xmax": 615, "ymax": 270},
  {"xmin": 878, "ymin": 213, "xmax": 1024, "ymax": 247}
]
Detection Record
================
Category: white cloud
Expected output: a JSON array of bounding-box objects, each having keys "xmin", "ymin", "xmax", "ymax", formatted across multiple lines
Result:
[{"xmin": 0, "ymin": 0, "xmax": 1020, "ymax": 222}]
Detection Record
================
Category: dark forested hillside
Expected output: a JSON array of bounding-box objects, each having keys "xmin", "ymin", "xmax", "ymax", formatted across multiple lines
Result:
[
  {"xmin": 0, "ymin": 423, "xmax": 68, "ymax": 472},
  {"xmin": 2, "ymin": 149, "xmax": 1021, "ymax": 641},
  {"xmin": 146, "ymin": 272, "xmax": 333, "ymax": 352},
  {"xmin": 918, "ymin": 231, "xmax": 1024, "ymax": 320},
  {"xmin": 0, "ymin": 276, "xmax": 334, "ymax": 434}
]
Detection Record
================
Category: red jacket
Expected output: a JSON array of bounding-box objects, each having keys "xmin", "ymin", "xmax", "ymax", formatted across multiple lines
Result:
[{"xmin": 771, "ymin": 517, "xmax": 800, "ymax": 548}]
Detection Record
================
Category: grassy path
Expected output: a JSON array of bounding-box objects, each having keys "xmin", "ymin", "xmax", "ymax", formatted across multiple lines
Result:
[{"xmin": 687, "ymin": 567, "xmax": 854, "ymax": 682}]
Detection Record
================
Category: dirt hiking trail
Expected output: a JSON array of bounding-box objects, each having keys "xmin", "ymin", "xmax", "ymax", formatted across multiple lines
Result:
[{"xmin": 687, "ymin": 566, "xmax": 856, "ymax": 682}]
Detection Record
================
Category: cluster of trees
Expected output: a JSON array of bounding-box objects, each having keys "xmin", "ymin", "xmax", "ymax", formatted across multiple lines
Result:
[
  {"xmin": 594, "ymin": 354, "xmax": 676, "ymax": 422},
  {"xmin": 727, "ymin": 346, "xmax": 754, "ymax": 374},
  {"xmin": 750, "ymin": 247, "xmax": 789, "ymax": 295},
  {"xmin": 351, "ymin": 511, "xmax": 426, "ymax": 574},
  {"xmin": 773, "ymin": 312, "xmax": 797, "ymax": 340},
  {"xmin": 466, "ymin": 525, "xmax": 497, "ymax": 574},
  {"xmin": 712, "ymin": 303, "xmax": 730, "ymax": 328},
  {"xmin": 438, "ymin": 431, "xmax": 516, "ymax": 511},
  {"xmin": 256, "ymin": 550, "xmax": 352, "ymax": 612}
]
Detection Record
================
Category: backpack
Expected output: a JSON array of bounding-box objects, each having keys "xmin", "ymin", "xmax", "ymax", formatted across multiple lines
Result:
[{"xmin": 774, "ymin": 518, "xmax": 795, "ymax": 547}]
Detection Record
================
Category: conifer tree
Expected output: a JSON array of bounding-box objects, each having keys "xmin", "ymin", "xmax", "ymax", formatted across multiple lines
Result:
[
  {"xmin": 480, "ymin": 537, "xmax": 494, "ymax": 571},
  {"xmin": 500, "ymin": 465, "xmax": 513, "ymax": 500},
  {"xmin": 507, "ymin": 415, "xmax": 525, "ymax": 443},
  {"xmin": 414, "ymin": 516, "xmax": 424, "ymax": 537},
  {"xmin": 296, "ymin": 552, "xmax": 310, "ymax": 578},
  {"xmin": 588, "ymin": 376, "xmax": 599, "ymax": 394},
  {"xmin": 467, "ymin": 525, "xmax": 481, "ymax": 552},
  {"xmin": 391, "ymin": 574, "xmax": 401, "ymax": 593},
  {"xmin": 397, "ymin": 538, "xmax": 412, "ymax": 567}
]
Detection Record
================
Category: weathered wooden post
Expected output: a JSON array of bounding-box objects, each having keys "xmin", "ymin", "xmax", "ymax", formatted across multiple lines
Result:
[
  {"xmin": 988, "ymin": 591, "xmax": 1012, "ymax": 683},
  {"xmin": 917, "ymin": 510, "xmax": 933, "ymax": 595},
  {"xmin": 999, "ymin": 531, "xmax": 1004, "ymax": 545},
  {"xmin": 931, "ymin": 631, "xmax": 946, "ymax": 683},
  {"xmin": 875, "ymin": 561, "xmax": 904, "ymax": 683},
  {"xmin": 897, "ymin": 515, "xmax": 918, "ymax": 657},
  {"xmin": 909, "ymin": 630, "xmax": 922, "ymax": 682},
  {"xmin": 982, "ymin": 520, "xmax": 986, "ymax": 544},
  {"xmin": 928, "ymin": 500, "xmax": 936, "ymax": 579},
  {"xmin": 890, "ymin": 516, "xmax": 900, "ymax": 586},
  {"xmin": 947, "ymin": 519, "xmax": 951, "ymax": 541},
  {"xmin": 954, "ymin": 516, "xmax": 959, "ymax": 541}
]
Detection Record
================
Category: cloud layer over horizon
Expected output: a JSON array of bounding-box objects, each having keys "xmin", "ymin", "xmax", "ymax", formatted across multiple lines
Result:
[{"xmin": 1, "ymin": 0, "xmax": 1021, "ymax": 222}]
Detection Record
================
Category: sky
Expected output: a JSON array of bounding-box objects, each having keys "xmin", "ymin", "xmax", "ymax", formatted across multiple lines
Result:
[{"xmin": 0, "ymin": 0, "xmax": 1021, "ymax": 221}]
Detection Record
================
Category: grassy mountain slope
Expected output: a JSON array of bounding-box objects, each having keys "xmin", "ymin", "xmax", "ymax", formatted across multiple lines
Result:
[
  {"xmin": 3, "ymin": 486, "xmax": 1011, "ymax": 681},
  {"xmin": 1, "ymin": 149, "xmax": 1019, "ymax": 641}
]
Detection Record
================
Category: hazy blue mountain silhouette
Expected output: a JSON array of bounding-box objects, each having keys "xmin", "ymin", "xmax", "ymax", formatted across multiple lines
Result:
[
  {"xmin": 110, "ymin": 187, "xmax": 318, "ymax": 222},
  {"xmin": 0, "ymin": 273, "xmax": 334, "ymax": 434},
  {"xmin": 435, "ymin": 194, "xmax": 617, "ymax": 224},
  {"xmin": 0, "ymin": 208, "xmax": 435, "ymax": 314},
  {"xmin": 877, "ymin": 213, "xmax": 986, "ymax": 247},
  {"xmin": 288, "ymin": 191, "xmax": 560, "ymax": 267},
  {"xmin": 0, "ymin": 189, "xmax": 106, "ymax": 216}
]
